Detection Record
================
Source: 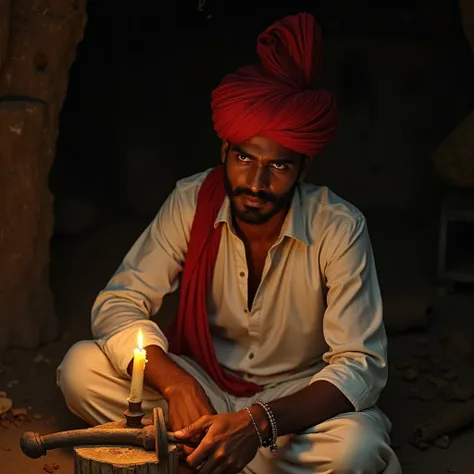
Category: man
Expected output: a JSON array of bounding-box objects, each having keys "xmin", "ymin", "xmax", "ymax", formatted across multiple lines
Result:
[{"xmin": 57, "ymin": 12, "xmax": 401, "ymax": 474}]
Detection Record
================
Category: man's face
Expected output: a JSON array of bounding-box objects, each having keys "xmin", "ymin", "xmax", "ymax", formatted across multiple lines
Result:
[{"xmin": 222, "ymin": 136, "xmax": 308, "ymax": 225}]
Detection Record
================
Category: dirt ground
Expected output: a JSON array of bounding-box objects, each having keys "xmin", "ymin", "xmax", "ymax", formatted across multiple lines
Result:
[{"xmin": 1, "ymin": 208, "xmax": 474, "ymax": 474}]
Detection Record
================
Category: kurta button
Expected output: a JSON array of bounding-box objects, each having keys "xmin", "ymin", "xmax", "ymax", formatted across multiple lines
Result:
[
  {"xmin": 239, "ymin": 271, "xmax": 245, "ymax": 277},
  {"xmin": 248, "ymin": 353, "xmax": 254, "ymax": 359}
]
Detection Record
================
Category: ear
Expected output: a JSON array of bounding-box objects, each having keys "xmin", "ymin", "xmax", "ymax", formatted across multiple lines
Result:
[
  {"xmin": 221, "ymin": 140, "xmax": 230, "ymax": 163},
  {"xmin": 299, "ymin": 155, "xmax": 313, "ymax": 181}
]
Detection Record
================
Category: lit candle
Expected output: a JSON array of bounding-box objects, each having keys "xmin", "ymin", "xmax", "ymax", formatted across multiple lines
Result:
[{"xmin": 128, "ymin": 329, "xmax": 147, "ymax": 403}]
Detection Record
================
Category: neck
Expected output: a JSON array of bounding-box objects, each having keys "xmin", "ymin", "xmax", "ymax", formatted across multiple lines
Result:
[{"xmin": 234, "ymin": 208, "xmax": 288, "ymax": 245}]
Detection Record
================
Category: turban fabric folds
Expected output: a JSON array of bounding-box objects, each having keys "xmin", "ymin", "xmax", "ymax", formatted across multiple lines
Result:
[{"xmin": 211, "ymin": 13, "xmax": 339, "ymax": 156}]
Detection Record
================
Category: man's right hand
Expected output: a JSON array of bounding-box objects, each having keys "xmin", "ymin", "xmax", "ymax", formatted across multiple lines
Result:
[
  {"xmin": 164, "ymin": 379, "xmax": 217, "ymax": 455},
  {"xmin": 128, "ymin": 345, "xmax": 218, "ymax": 455}
]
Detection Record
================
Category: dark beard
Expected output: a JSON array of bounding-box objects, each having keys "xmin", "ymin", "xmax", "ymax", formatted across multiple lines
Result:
[{"xmin": 223, "ymin": 164, "xmax": 298, "ymax": 225}]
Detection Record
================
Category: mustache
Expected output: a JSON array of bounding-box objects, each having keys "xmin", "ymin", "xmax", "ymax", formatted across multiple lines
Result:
[{"xmin": 232, "ymin": 187, "xmax": 277, "ymax": 203}]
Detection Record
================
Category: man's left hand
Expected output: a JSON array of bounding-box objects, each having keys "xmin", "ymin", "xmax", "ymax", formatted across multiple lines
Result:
[{"xmin": 172, "ymin": 411, "xmax": 260, "ymax": 473}]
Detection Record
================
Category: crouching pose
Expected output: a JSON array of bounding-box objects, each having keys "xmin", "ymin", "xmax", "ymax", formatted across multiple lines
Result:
[{"xmin": 58, "ymin": 12, "xmax": 401, "ymax": 474}]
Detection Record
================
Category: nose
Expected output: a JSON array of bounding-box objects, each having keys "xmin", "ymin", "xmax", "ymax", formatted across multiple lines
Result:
[{"xmin": 247, "ymin": 165, "xmax": 270, "ymax": 193}]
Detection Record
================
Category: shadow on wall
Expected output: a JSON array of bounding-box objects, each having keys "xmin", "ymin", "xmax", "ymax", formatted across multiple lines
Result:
[{"xmin": 49, "ymin": 1, "xmax": 474, "ymax": 236}]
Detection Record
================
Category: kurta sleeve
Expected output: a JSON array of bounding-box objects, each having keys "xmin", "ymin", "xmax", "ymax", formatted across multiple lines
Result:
[
  {"xmin": 310, "ymin": 215, "xmax": 388, "ymax": 411},
  {"xmin": 91, "ymin": 176, "xmax": 201, "ymax": 377}
]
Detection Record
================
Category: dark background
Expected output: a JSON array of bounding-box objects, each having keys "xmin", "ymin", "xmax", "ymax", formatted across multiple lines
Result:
[
  {"xmin": 49, "ymin": 0, "xmax": 474, "ymax": 224},
  {"xmin": 3, "ymin": 3, "xmax": 474, "ymax": 473}
]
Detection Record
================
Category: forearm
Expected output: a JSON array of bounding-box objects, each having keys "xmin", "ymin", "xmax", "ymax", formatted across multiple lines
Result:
[
  {"xmin": 251, "ymin": 380, "xmax": 354, "ymax": 439},
  {"xmin": 127, "ymin": 345, "xmax": 196, "ymax": 399}
]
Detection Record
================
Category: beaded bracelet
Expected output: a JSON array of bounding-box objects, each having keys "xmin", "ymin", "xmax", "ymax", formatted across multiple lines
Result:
[
  {"xmin": 243, "ymin": 406, "xmax": 263, "ymax": 448},
  {"xmin": 253, "ymin": 400, "xmax": 278, "ymax": 453}
]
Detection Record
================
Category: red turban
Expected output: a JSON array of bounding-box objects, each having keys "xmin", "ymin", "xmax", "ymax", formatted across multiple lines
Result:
[{"xmin": 211, "ymin": 12, "xmax": 339, "ymax": 156}]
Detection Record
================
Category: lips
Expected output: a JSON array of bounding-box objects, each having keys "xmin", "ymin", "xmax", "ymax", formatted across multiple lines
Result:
[{"xmin": 242, "ymin": 196, "xmax": 266, "ymax": 208}]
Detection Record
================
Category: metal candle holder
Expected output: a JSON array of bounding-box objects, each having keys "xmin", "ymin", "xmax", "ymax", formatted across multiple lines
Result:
[{"xmin": 124, "ymin": 399, "xmax": 145, "ymax": 428}]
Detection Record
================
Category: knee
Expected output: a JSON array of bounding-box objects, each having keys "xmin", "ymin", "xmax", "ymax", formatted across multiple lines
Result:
[
  {"xmin": 57, "ymin": 341, "xmax": 99, "ymax": 410},
  {"xmin": 327, "ymin": 418, "xmax": 387, "ymax": 473},
  {"xmin": 280, "ymin": 413, "xmax": 390, "ymax": 474}
]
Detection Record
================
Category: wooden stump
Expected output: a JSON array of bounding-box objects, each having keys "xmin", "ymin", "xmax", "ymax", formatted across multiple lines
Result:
[
  {"xmin": 73, "ymin": 419, "xmax": 179, "ymax": 474},
  {"xmin": 74, "ymin": 444, "xmax": 179, "ymax": 474}
]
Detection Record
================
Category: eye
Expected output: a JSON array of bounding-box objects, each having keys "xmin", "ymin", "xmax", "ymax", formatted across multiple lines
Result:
[
  {"xmin": 237, "ymin": 153, "xmax": 251, "ymax": 162},
  {"xmin": 271, "ymin": 162, "xmax": 288, "ymax": 171}
]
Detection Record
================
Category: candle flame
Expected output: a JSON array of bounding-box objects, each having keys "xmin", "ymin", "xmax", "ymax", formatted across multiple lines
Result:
[{"xmin": 137, "ymin": 329, "xmax": 143, "ymax": 350}]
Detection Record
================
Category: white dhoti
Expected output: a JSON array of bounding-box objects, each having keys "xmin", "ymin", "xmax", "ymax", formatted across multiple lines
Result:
[{"xmin": 57, "ymin": 341, "xmax": 401, "ymax": 474}]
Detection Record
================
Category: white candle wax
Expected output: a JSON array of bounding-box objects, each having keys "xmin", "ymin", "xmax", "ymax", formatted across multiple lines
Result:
[{"xmin": 128, "ymin": 330, "xmax": 147, "ymax": 403}]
